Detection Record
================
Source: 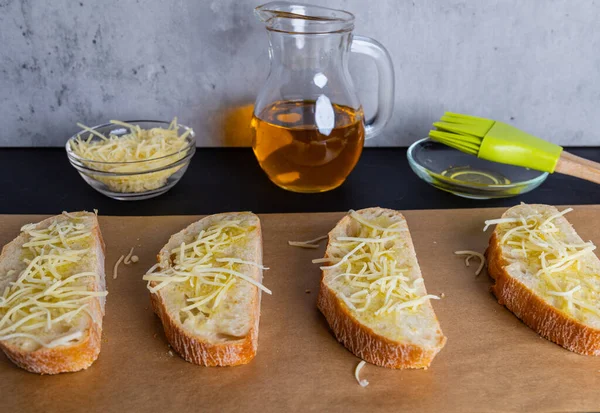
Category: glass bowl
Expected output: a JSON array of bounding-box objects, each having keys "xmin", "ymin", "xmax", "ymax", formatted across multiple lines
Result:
[
  {"xmin": 66, "ymin": 120, "xmax": 196, "ymax": 201},
  {"xmin": 407, "ymin": 138, "xmax": 548, "ymax": 199}
]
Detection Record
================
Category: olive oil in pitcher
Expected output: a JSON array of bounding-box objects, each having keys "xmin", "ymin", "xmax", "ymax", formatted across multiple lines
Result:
[
  {"xmin": 251, "ymin": 100, "xmax": 365, "ymax": 193},
  {"xmin": 252, "ymin": 2, "xmax": 395, "ymax": 193}
]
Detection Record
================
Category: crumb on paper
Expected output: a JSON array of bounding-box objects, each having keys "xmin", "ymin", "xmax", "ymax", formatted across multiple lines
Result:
[
  {"xmin": 131, "ymin": 255, "xmax": 139, "ymax": 263},
  {"xmin": 305, "ymin": 289, "xmax": 311, "ymax": 294},
  {"xmin": 168, "ymin": 350, "xmax": 174, "ymax": 357},
  {"xmin": 440, "ymin": 292, "xmax": 446, "ymax": 298}
]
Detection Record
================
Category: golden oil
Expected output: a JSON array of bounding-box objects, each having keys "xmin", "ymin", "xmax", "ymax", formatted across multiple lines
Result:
[{"xmin": 251, "ymin": 100, "xmax": 365, "ymax": 193}]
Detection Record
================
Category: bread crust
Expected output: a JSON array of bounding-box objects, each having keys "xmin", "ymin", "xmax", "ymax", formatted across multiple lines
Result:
[
  {"xmin": 149, "ymin": 212, "xmax": 262, "ymax": 367},
  {"xmin": 150, "ymin": 289, "xmax": 257, "ymax": 366},
  {"xmin": 487, "ymin": 231, "xmax": 600, "ymax": 355},
  {"xmin": 1, "ymin": 323, "xmax": 103, "ymax": 374},
  {"xmin": 318, "ymin": 281, "xmax": 445, "ymax": 368},
  {"xmin": 317, "ymin": 207, "xmax": 446, "ymax": 369},
  {"xmin": 0, "ymin": 212, "xmax": 106, "ymax": 374}
]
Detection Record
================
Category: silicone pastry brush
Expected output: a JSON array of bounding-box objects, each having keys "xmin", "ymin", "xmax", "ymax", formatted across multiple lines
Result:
[{"xmin": 429, "ymin": 113, "xmax": 600, "ymax": 184}]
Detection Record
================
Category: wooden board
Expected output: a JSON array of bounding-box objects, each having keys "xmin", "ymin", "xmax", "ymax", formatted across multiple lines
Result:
[{"xmin": 2, "ymin": 207, "xmax": 600, "ymax": 412}]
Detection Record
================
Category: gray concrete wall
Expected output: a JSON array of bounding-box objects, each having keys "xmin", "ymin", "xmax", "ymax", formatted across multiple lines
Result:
[{"xmin": 0, "ymin": 0, "xmax": 598, "ymax": 147}]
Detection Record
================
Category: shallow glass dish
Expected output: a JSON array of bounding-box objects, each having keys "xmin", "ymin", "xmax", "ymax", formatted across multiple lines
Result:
[
  {"xmin": 407, "ymin": 138, "xmax": 548, "ymax": 199},
  {"xmin": 66, "ymin": 120, "xmax": 196, "ymax": 201}
]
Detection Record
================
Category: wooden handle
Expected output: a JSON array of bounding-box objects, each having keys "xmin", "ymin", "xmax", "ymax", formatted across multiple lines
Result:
[{"xmin": 554, "ymin": 151, "xmax": 600, "ymax": 184}]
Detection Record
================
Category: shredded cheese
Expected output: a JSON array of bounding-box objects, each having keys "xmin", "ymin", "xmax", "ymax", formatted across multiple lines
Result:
[
  {"xmin": 215, "ymin": 257, "xmax": 270, "ymax": 270},
  {"xmin": 454, "ymin": 250, "xmax": 486, "ymax": 276},
  {"xmin": 288, "ymin": 235, "xmax": 328, "ymax": 249},
  {"xmin": 319, "ymin": 242, "xmax": 366, "ymax": 270},
  {"xmin": 483, "ymin": 217, "xmax": 520, "ymax": 232},
  {"xmin": 312, "ymin": 257, "xmax": 338, "ymax": 264},
  {"xmin": 70, "ymin": 118, "xmax": 192, "ymax": 193},
  {"xmin": 113, "ymin": 255, "xmax": 125, "ymax": 280},
  {"xmin": 123, "ymin": 247, "xmax": 135, "ymax": 265},
  {"xmin": 547, "ymin": 285, "xmax": 582, "ymax": 297},
  {"xmin": 62, "ymin": 211, "xmax": 78, "ymax": 219},
  {"xmin": 348, "ymin": 210, "xmax": 406, "ymax": 233},
  {"xmin": 487, "ymin": 207, "xmax": 600, "ymax": 320},
  {"xmin": 355, "ymin": 360, "xmax": 369, "ymax": 387},
  {"xmin": 142, "ymin": 219, "xmax": 270, "ymax": 323},
  {"xmin": 0, "ymin": 216, "xmax": 107, "ymax": 348},
  {"xmin": 318, "ymin": 212, "xmax": 438, "ymax": 316}
]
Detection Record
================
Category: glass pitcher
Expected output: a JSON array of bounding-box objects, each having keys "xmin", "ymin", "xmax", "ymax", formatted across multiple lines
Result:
[{"xmin": 251, "ymin": 2, "xmax": 395, "ymax": 193}]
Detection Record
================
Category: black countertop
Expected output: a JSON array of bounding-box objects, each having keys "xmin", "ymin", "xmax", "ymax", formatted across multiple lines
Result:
[{"xmin": 1, "ymin": 147, "xmax": 599, "ymax": 216}]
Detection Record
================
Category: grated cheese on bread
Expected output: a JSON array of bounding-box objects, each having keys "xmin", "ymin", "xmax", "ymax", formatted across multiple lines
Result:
[
  {"xmin": 143, "ymin": 212, "xmax": 266, "ymax": 366},
  {"xmin": 317, "ymin": 207, "xmax": 446, "ymax": 369},
  {"xmin": 485, "ymin": 203, "xmax": 600, "ymax": 355},
  {"xmin": 0, "ymin": 212, "xmax": 106, "ymax": 374}
]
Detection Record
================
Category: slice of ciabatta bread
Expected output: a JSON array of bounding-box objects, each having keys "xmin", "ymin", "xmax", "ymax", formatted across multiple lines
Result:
[
  {"xmin": 0, "ymin": 212, "xmax": 106, "ymax": 374},
  {"xmin": 143, "ymin": 212, "xmax": 268, "ymax": 366},
  {"xmin": 317, "ymin": 207, "xmax": 446, "ymax": 369},
  {"xmin": 486, "ymin": 203, "xmax": 600, "ymax": 355}
]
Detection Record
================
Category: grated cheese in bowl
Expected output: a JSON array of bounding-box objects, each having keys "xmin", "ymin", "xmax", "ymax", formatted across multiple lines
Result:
[{"xmin": 66, "ymin": 119, "xmax": 195, "ymax": 200}]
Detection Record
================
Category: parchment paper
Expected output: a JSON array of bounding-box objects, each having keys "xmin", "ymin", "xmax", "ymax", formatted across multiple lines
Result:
[{"xmin": 2, "ymin": 206, "xmax": 600, "ymax": 413}]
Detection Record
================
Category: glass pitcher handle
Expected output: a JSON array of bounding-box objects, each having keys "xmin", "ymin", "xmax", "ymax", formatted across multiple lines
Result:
[{"xmin": 351, "ymin": 36, "xmax": 395, "ymax": 139}]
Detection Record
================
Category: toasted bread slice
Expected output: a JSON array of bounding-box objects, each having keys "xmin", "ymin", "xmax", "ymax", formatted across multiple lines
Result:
[
  {"xmin": 144, "ymin": 212, "xmax": 265, "ymax": 366},
  {"xmin": 486, "ymin": 203, "xmax": 600, "ymax": 355},
  {"xmin": 317, "ymin": 207, "xmax": 446, "ymax": 369},
  {"xmin": 0, "ymin": 212, "xmax": 106, "ymax": 374}
]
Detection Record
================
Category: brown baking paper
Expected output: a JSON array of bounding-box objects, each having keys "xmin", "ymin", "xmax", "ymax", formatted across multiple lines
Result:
[{"xmin": 2, "ymin": 207, "xmax": 600, "ymax": 413}]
